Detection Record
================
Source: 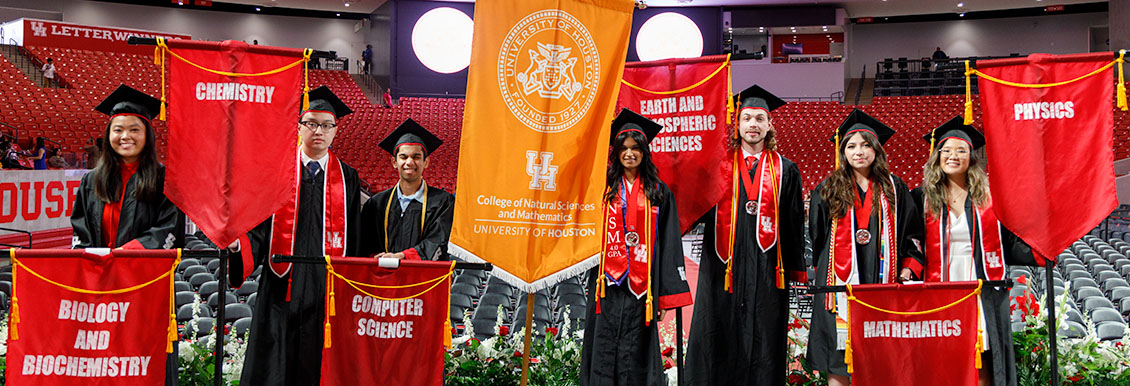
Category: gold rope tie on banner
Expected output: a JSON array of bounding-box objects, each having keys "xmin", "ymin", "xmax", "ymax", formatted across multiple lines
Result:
[
  {"xmin": 303, "ymin": 48, "xmax": 312, "ymax": 111},
  {"xmin": 726, "ymin": 54, "xmax": 734, "ymax": 126},
  {"xmin": 9, "ymin": 249, "xmax": 17, "ymax": 340},
  {"xmin": 324, "ymin": 255, "xmax": 334, "ymax": 348},
  {"xmin": 966, "ymin": 55, "xmax": 1126, "ymax": 121},
  {"xmin": 1117, "ymin": 50, "xmax": 1127, "ymax": 111},
  {"xmin": 964, "ymin": 60, "xmax": 974, "ymax": 125},
  {"xmin": 157, "ymin": 38, "xmax": 169, "ymax": 120},
  {"xmin": 166, "ymin": 250, "xmax": 179, "ymax": 352},
  {"xmin": 333, "ymin": 270, "xmax": 454, "ymax": 301},
  {"xmin": 620, "ymin": 58, "xmax": 730, "ymax": 95},
  {"xmin": 442, "ymin": 261, "xmax": 455, "ymax": 348}
]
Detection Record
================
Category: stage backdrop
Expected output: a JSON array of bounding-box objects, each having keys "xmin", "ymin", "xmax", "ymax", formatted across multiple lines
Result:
[
  {"xmin": 972, "ymin": 52, "xmax": 1122, "ymax": 263},
  {"xmin": 448, "ymin": 0, "xmax": 636, "ymax": 292},
  {"xmin": 617, "ymin": 55, "xmax": 732, "ymax": 233}
]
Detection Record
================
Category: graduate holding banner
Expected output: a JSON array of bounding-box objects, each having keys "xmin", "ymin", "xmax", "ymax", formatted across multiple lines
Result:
[
  {"xmin": 581, "ymin": 109, "xmax": 692, "ymax": 386},
  {"xmin": 912, "ymin": 117, "xmax": 1039, "ymax": 386},
  {"xmin": 807, "ymin": 109, "xmax": 925, "ymax": 386},
  {"xmin": 239, "ymin": 87, "xmax": 363, "ymax": 386},
  {"xmin": 686, "ymin": 85, "xmax": 807, "ymax": 386},
  {"xmin": 359, "ymin": 118, "xmax": 455, "ymax": 261}
]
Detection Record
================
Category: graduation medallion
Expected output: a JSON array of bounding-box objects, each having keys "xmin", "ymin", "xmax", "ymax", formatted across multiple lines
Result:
[
  {"xmin": 625, "ymin": 231, "xmax": 640, "ymax": 247},
  {"xmin": 855, "ymin": 229, "xmax": 872, "ymax": 245},
  {"xmin": 745, "ymin": 200, "xmax": 757, "ymax": 215}
]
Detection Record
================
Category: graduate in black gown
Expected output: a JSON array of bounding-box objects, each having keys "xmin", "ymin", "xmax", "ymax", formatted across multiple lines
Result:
[
  {"xmin": 912, "ymin": 117, "xmax": 1038, "ymax": 386},
  {"xmin": 686, "ymin": 85, "xmax": 807, "ymax": 386},
  {"xmin": 807, "ymin": 109, "xmax": 925, "ymax": 386},
  {"xmin": 358, "ymin": 118, "xmax": 454, "ymax": 260},
  {"xmin": 71, "ymin": 85, "xmax": 180, "ymax": 250},
  {"xmin": 581, "ymin": 109, "xmax": 693, "ymax": 386},
  {"xmin": 238, "ymin": 86, "xmax": 362, "ymax": 386}
]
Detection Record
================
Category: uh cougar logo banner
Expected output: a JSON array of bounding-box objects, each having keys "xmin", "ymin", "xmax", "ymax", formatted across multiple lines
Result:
[{"xmin": 449, "ymin": 0, "xmax": 635, "ymax": 291}]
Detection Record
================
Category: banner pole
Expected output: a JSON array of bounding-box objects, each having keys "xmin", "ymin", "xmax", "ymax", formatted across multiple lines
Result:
[
  {"xmin": 214, "ymin": 249, "xmax": 227, "ymax": 386},
  {"xmin": 676, "ymin": 307, "xmax": 684, "ymax": 386},
  {"xmin": 1045, "ymin": 261, "xmax": 1058, "ymax": 385},
  {"xmin": 520, "ymin": 292, "xmax": 535, "ymax": 386}
]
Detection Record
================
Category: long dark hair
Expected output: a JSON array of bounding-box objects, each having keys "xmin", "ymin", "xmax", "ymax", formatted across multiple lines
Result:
[
  {"xmin": 91, "ymin": 116, "xmax": 162, "ymax": 203},
  {"xmin": 604, "ymin": 131, "xmax": 663, "ymax": 204},
  {"xmin": 821, "ymin": 131, "xmax": 895, "ymax": 220}
]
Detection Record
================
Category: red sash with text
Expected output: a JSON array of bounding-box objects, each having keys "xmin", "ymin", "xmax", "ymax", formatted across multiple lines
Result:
[
  {"xmin": 715, "ymin": 150, "xmax": 784, "ymax": 291},
  {"xmin": 160, "ymin": 39, "xmax": 309, "ymax": 281},
  {"xmin": 975, "ymin": 52, "xmax": 1120, "ymax": 263},
  {"xmin": 320, "ymin": 258, "xmax": 454, "ymax": 386},
  {"xmin": 600, "ymin": 179, "xmax": 658, "ymax": 300},
  {"xmin": 268, "ymin": 153, "xmax": 349, "ymax": 278},
  {"xmin": 5, "ymin": 249, "xmax": 178, "ymax": 386},
  {"xmin": 923, "ymin": 198, "xmax": 1006, "ymax": 282},
  {"xmin": 846, "ymin": 281, "xmax": 983, "ymax": 386},
  {"xmin": 617, "ymin": 55, "xmax": 732, "ymax": 233}
]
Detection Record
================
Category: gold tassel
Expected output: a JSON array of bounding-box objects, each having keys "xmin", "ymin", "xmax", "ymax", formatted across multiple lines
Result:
[
  {"xmin": 833, "ymin": 131, "xmax": 841, "ymax": 169},
  {"xmin": 645, "ymin": 292, "xmax": 653, "ymax": 326},
  {"xmin": 158, "ymin": 38, "xmax": 167, "ymax": 121},
  {"xmin": 323, "ymin": 254, "xmax": 333, "ymax": 348},
  {"xmin": 844, "ymin": 335, "xmax": 853, "ymax": 374},
  {"xmin": 303, "ymin": 49, "xmax": 312, "ymax": 111},
  {"xmin": 159, "ymin": 97, "xmax": 166, "ymax": 121},
  {"xmin": 724, "ymin": 259, "xmax": 733, "ymax": 293},
  {"xmin": 928, "ymin": 128, "xmax": 937, "ymax": 155},
  {"xmin": 974, "ymin": 331, "xmax": 984, "ymax": 369},
  {"xmin": 9, "ymin": 249, "xmax": 17, "ymax": 341},
  {"xmin": 726, "ymin": 54, "xmax": 734, "ymax": 127},
  {"xmin": 167, "ymin": 251, "xmax": 180, "ymax": 353},
  {"xmin": 443, "ymin": 318, "xmax": 453, "ymax": 349},
  {"xmin": 324, "ymin": 321, "xmax": 332, "ymax": 348},
  {"xmin": 1117, "ymin": 50, "xmax": 1126, "ymax": 111},
  {"xmin": 964, "ymin": 60, "xmax": 974, "ymax": 125}
]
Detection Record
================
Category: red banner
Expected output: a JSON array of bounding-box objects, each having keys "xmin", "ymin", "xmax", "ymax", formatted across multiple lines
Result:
[
  {"xmin": 163, "ymin": 40, "xmax": 307, "ymax": 249},
  {"xmin": 320, "ymin": 258, "xmax": 455, "ymax": 386},
  {"xmin": 617, "ymin": 55, "xmax": 733, "ymax": 232},
  {"xmin": 14, "ymin": 18, "xmax": 190, "ymax": 55},
  {"xmin": 847, "ymin": 282, "xmax": 981, "ymax": 386},
  {"xmin": 976, "ymin": 52, "xmax": 1118, "ymax": 262},
  {"xmin": 5, "ymin": 249, "xmax": 177, "ymax": 386}
]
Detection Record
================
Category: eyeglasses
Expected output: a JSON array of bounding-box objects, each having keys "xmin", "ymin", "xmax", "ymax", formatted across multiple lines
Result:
[
  {"xmin": 300, "ymin": 121, "xmax": 337, "ymax": 131},
  {"xmin": 938, "ymin": 148, "xmax": 969, "ymax": 157}
]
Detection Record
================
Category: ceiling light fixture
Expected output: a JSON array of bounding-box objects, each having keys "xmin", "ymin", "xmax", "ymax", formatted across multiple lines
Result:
[
  {"xmin": 959, "ymin": 12, "xmax": 965, "ymax": 17},
  {"xmin": 957, "ymin": 2, "xmax": 964, "ymax": 7}
]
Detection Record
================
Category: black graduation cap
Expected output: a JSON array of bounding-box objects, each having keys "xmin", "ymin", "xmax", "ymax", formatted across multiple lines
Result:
[
  {"xmin": 94, "ymin": 85, "xmax": 161, "ymax": 122},
  {"xmin": 378, "ymin": 118, "xmax": 443, "ymax": 156},
  {"xmin": 831, "ymin": 108, "xmax": 895, "ymax": 145},
  {"xmin": 303, "ymin": 86, "xmax": 353, "ymax": 118},
  {"xmin": 732, "ymin": 84, "xmax": 786, "ymax": 112},
  {"xmin": 923, "ymin": 116, "xmax": 985, "ymax": 150},
  {"xmin": 609, "ymin": 108, "xmax": 662, "ymax": 146}
]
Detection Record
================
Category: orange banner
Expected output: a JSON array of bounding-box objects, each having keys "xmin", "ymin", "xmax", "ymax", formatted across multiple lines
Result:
[{"xmin": 449, "ymin": 0, "xmax": 636, "ymax": 291}]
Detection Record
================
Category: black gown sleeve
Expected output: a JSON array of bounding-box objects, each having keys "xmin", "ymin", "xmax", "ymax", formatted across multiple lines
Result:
[
  {"xmin": 344, "ymin": 166, "xmax": 362, "ymax": 257},
  {"xmin": 357, "ymin": 193, "xmax": 385, "ymax": 257},
  {"xmin": 894, "ymin": 176, "xmax": 926, "ymax": 278},
  {"xmin": 655, "ymin": 183, "xmax": 691, "ymax": 310},
  {"xmin": 131, "ymin": 171, "xmax": 179, "ymax": 249},
  {"xmin": 910, "ymin": 186, "xmax": 925, "ymax": 214},
  {"xmin": 1001, "ymin": 225, "xmax": 1040, "ymax": 267},
  {"xmin": 70, "ymin": 174, "xmax": 95, "ymax": 249},
  {"xmin": 406, "ymin": 191, "xmax": 454, "ymax": 261},
  {"xmin": 808, "ymin": 184, "xmax": 830, "ymax": 272},
  {"xmin": 779, "ymin": 161, "xmax": 807, "ymax": 281}
]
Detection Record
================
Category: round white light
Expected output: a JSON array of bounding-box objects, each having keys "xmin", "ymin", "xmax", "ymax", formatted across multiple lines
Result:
[
  {"xmin": 635, "ymin": 12, "xmax": 703, "ymax": 62},
  {"xmin": 411, "ymin": 7, "xmax": 474, "ymax": 74}
]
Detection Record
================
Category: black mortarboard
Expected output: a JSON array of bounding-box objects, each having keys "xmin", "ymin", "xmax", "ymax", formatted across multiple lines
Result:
[
  {"xmin": 610, "ymin": 108, "xmax": 662, "ymax": 146},
  {"xmin": 302, "ymin": 86, "xmax": 353, "ymax": 118},
  {"xmin": 831, "ymin": 108, "xmax": 895, "ymax": 145},
  {"xmin": 732, "ymin": 84, "xmax": 786, "ymax": 112},
  {"xmin": 94, "ymin": 85, "xmax": 161, "ymax": 122},
  {"xmin": 923, "ymin": 116, "xmax": 985, "ymax": 150},
  {"xmin": 378, "ymin": 118, "xmax": 443, "ymax": 156}
]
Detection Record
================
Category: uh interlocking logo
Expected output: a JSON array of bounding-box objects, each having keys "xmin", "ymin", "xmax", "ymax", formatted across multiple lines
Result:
[
  {"xmin": 30, "ymin": 21, "xmax": 47, "ymax": 37},
  {"xmin": 526, "ymin": 151, "xmax": 558, "ymax": 191},
  {"xmin": 498, "ymin": 9, "xmax": 600, "ymax": 133}
]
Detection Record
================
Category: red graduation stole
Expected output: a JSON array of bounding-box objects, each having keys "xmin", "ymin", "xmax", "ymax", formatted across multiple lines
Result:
[
  {"xmin": 714, "ymin": 150, "xmax": 783, "ymax": 292},
  {"xmin": 597, "ymin": 176, "xmax": 658, "ymax": 324},
  {"xmin": 269, "ymin": 152, "xmax": 348, "ymax": 296},
  {"xmin": 824, "ymin": 176, "xmax": 898, "ymax": 311},
  {"xmin": 923, "ymin": 197, "xmax": 1007, "ymax": 282}
]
